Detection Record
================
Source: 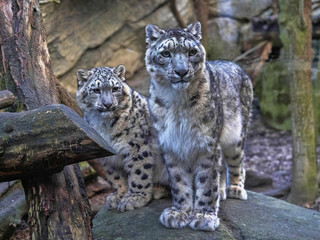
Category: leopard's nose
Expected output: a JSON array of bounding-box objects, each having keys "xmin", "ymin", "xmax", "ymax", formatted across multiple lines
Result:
[
  {"xmin": 103, "ymin": 102, "xmax": 112, "ymax": 108},
  {"xmin": 174, "ymin": 69, "xmax": 188, "ymax": 78}
]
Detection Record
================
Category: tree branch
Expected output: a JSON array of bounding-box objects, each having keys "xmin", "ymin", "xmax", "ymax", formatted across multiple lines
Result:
[{"xmin": 0, "ymin": 104, "xmax": 114, "ymax": 182}]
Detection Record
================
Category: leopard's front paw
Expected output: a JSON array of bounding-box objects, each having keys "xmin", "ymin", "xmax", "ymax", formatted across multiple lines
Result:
[
  {"xmin": 159, "ymin": 207, "xmax": 191, "ymax": 229},
  {"xmin": 106, "ymin": 192, "xmax": 123, "ymax": 210},
  {"xmin": 118, "ymin": 193, "xmax": 151, "ymax": 212},
  {"xmin": 227, "ymin": 185, "xmax": 247, "ymax": 200},
  {"xmin": 220, "ymin": 188, "xmax": 227, "ymax": 201},
  {"xmin": 189, "ymin": 211, "xmax": 220, "ymax": 231}
]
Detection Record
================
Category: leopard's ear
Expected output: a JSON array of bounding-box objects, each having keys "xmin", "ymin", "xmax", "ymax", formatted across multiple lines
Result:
[
  {"xmin": 113, "ymin": 65, "xmax": 126, "ymax": 82},
  {"xmin": 76, "ymin": 69, "xmax": 92, "ymax": 88},
  {"xmin": 145, "ymin": 24, "xmax": 165, "ymax": 46},
  {"xmin": 186, "ymin": 21, "xmax": 202, "ymax": 41}
]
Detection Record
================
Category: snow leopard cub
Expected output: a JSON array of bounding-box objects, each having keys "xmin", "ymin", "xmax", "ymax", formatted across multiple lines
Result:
[
  {"xmin": 76, "ymin": 65, "xmax": 168, "ymax": 212},
  {"xmin": 145, "ymin": 22, "xmax": 253, "ymax": 231}
]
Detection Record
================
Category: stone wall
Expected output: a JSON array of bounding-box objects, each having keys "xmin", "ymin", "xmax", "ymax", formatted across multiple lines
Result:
[
  {"xmin": 40, "ymin": 0, "xmax": 320, "ymax": 131},
  {"xmin": 40, "ymin": 0, "xmax": 194, "ymax": 96},
  {"xmin": 40, "ymin": 0, "xmax": 275, "ymax": 97}
]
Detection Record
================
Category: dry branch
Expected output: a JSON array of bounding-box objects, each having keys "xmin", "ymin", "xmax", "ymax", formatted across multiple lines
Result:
[
  {"xmin": 169, "ymin": 0, "xmax": 187, "ymax": 28},
  {"xmin": 0, "ymin": 104, "xmax": 114, "ymax": 182}
]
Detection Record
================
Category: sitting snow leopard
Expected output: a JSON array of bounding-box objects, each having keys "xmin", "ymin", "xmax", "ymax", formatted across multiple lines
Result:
[
  {"xmin": 76, "ymin": 65, "xmax": 168, "ymax": 212},
  {"xmin": 145, "ymin": 22, "xmax": 253, "ymax": 231}
]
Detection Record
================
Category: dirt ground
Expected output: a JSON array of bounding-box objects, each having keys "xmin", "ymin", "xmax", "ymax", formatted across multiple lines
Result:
[{"xmin": 245, "ymin": 99, "xmax": 320, "ymax": 210}]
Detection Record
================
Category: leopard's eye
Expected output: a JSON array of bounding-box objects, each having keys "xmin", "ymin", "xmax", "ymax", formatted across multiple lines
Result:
[
  {"xmin": 112, "ymin": 86, "xmax": 119, "ymax": 92},
  {"xmin": 189, "ymin": 49, "xmax": 197, "ymax": 56},
  {"xmin": 161, "ymin": 50, "xmax": 171, "ymax": 58},
  {"xmin": 93, "ymin": 89, "xmax": 101, "ymax": 94}
]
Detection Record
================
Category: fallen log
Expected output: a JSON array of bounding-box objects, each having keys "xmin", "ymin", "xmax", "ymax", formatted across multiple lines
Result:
[{"xmin": 0, "ymin": 104, "xmax": 115, "ymax": 182}]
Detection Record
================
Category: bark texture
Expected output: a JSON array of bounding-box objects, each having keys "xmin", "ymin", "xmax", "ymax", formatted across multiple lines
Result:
[
  {"xmin": 0, "ymin": 181, "xmax": 26, "ymax": 240},
  {"xmin": 193, "ymin": 0, "xmax": 209, "ymax": 48},
  {"xmin": 279, "ymin": 0, "xmax": 318, "ymax": 205},
  {"xmin": 0, "ymin": 104, "xmax": 114, "ymax": 182},
  {"xmin": 0, "ymin": 0, "xmax": 94, "ymax": 239}
]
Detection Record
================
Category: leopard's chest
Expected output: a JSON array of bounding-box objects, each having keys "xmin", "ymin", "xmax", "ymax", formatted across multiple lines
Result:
[{"xmin": 158, "ymin": 105, "xmax": 213, "ymax": 162}]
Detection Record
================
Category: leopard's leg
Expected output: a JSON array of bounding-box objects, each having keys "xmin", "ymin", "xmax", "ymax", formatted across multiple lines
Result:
[
  {"xmin": 188, "ymin": 145, "xmax": 221, "ymax": 232},
  {"xmin": 105, "ymin": 165, "xmax": 128, "ymax": 210},
  {"xmin": 118, "ymin": 150, "xmax": 154, "ymax": 212},
  {"xmin": 224, "ymin": 74, "xmax": 252, "ymax": 200},
  {"xmin": 219, "ymin": 158, "xmax": 227, "ymax": 201},
  {"xmin": 159, "ymin": 152, "xmax": 193, "ymax": 229},
  {"xmin": 223, "ymin": 141, "xmax": 247, "ymax": 200}
]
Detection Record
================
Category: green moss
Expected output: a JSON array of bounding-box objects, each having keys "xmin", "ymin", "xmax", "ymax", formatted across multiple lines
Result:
[
  {"xmin": 206, "ymin": 37, "xmax": 240, "ymax": 61},
  {"xmin": 14, "ymin": 100, "xmax": 25, "ymax": 112},
  {"xmin": 315, "ymin": 64, "xmax": 320, "ymax": 125},
  {"xmin": 79, "ymin": 161, "xmax": 96, "ymax": 179},
  {"xmin": 0, "ymin": 76, "xmax": 5, "ymax": 90},
  {"xmin": 255, "ymin": 60, "xmax": 291, "ymax": 130}
]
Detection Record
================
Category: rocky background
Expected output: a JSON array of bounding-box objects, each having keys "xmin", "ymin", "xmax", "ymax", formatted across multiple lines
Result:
[
  {"xmin": 40, "ymin": 0, "xmax": 273, "ymax": 96},
  {"xmin": 40, "ymin": 0, "xmax": 320, "ymax": 131}
]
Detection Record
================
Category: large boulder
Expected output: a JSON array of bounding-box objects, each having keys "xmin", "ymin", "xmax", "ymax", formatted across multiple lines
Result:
[
  {"xmin": 93, "ymin": 191, "xmax": 320, "ymax": 240},
  {"xmin": 255, "ymin": 59, "xmax": 291, "ymax": 131},
  {"xmin": 208, "ymin": 0, "xmax": 273, "ymax": 20},
  {"xmin": 39, "ymin": 0, "xmax": 279, "ymax": 97},
  {"xmin": 40, "ymin": 0, "xmax": 194, "ymax": 96}
]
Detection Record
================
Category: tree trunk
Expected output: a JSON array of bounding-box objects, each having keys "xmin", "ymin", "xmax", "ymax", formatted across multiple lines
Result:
[
  {"xmin": 278, "ymin": 0, "xmax": 318, "ymax": 205},
  {"xmin": 193, "ymin": 0, "xmax": 209, "ymax": 48},
  {"xmin": 317, "ymin": 41, "xmax": 320, "ymax": 184},
  {"xmin": 169, "ymin": 0, "xmax": 187, "ymax": 28},
  {"xmin": 0, "ymin": 0, "xmax": 93, "ymax": 239}
]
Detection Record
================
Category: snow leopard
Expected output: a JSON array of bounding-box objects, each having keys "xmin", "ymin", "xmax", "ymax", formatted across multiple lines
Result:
[
  {"xmin": 76, "ymin": 65, "xmax": 168, "ymax": 212},
  {"xmin": 145, "ymin": 22, "xmax": 253, "ymax": 231}
]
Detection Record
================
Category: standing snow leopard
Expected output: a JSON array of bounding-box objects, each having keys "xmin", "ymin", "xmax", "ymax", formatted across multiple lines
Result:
[
  {"xmin": 145, "ymin": 22, "xmax": 253, "ymax": 231},
  {"xmin": 76, "ymin": 65, "xmax": 168, "ymax": 212}
]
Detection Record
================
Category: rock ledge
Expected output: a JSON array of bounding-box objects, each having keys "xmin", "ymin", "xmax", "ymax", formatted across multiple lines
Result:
[{"xmin": 93, "ymin": 191, "xmax": 320, "ymax": 240}]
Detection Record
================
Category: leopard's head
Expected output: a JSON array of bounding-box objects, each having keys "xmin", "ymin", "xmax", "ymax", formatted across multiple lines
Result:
[
  {"xmin": 76, "ymin": 65, "xmax": 127, "ymax": 116},
  {"xmin": 145, "ymin": 22, "xmax": 206, "ymax": 90}
]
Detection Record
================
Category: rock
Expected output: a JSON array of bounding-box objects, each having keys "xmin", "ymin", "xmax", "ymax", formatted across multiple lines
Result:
[
  {"xmin": 207, "ymin": 18, "xmax": 242, "ymax": 61},
  {"xmin": 255, "ymin": 59, "xmax": 320, "ymax": 131},
  {"xmin": 40, "ymin": 0, "xmax": 194, "ymax": 97},
  {"xmin": 92, "ymin": 191, "xmax": 320, "ymax": 240},
  {"xmin": 245, "ymin": 170, "xmax": 273, "ymax": 191},
  {"xmin": 255, "ymin": 60, "xmax": 291, "ymax": 131},
  {"xmin": 209, "ymin": 0, "xmax": 273, "ymax": 20}
]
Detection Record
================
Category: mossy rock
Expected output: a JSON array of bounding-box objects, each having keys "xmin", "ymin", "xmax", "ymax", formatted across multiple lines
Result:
[
  {"xmin": 314, "ymin": 72, "xmax": 320, "ymax": 134},
  {"xmin": 92, "ymin": 191, "xmax": 320, "ymax": 240},
  {"xmin": 255, "ymin": 60, "xmax": 291, "ymax": 130},
  {"xmin": 256, "ymin": 59, "xmax": 320, "ymax": 132}
]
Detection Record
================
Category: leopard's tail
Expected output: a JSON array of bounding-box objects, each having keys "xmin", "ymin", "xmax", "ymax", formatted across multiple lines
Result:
[{"xmin": 239, "ymin": 71, "xmax": 253, "ymax": 149}]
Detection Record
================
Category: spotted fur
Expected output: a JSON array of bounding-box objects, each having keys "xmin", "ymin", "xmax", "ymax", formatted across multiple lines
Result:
[
  {"xmin": 145, "ymin": 22, "xmax": 253, "ymax": 231},
  {"xmin": 76, "ymin": 65, "xmax": 168, "ymax": 212}
]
